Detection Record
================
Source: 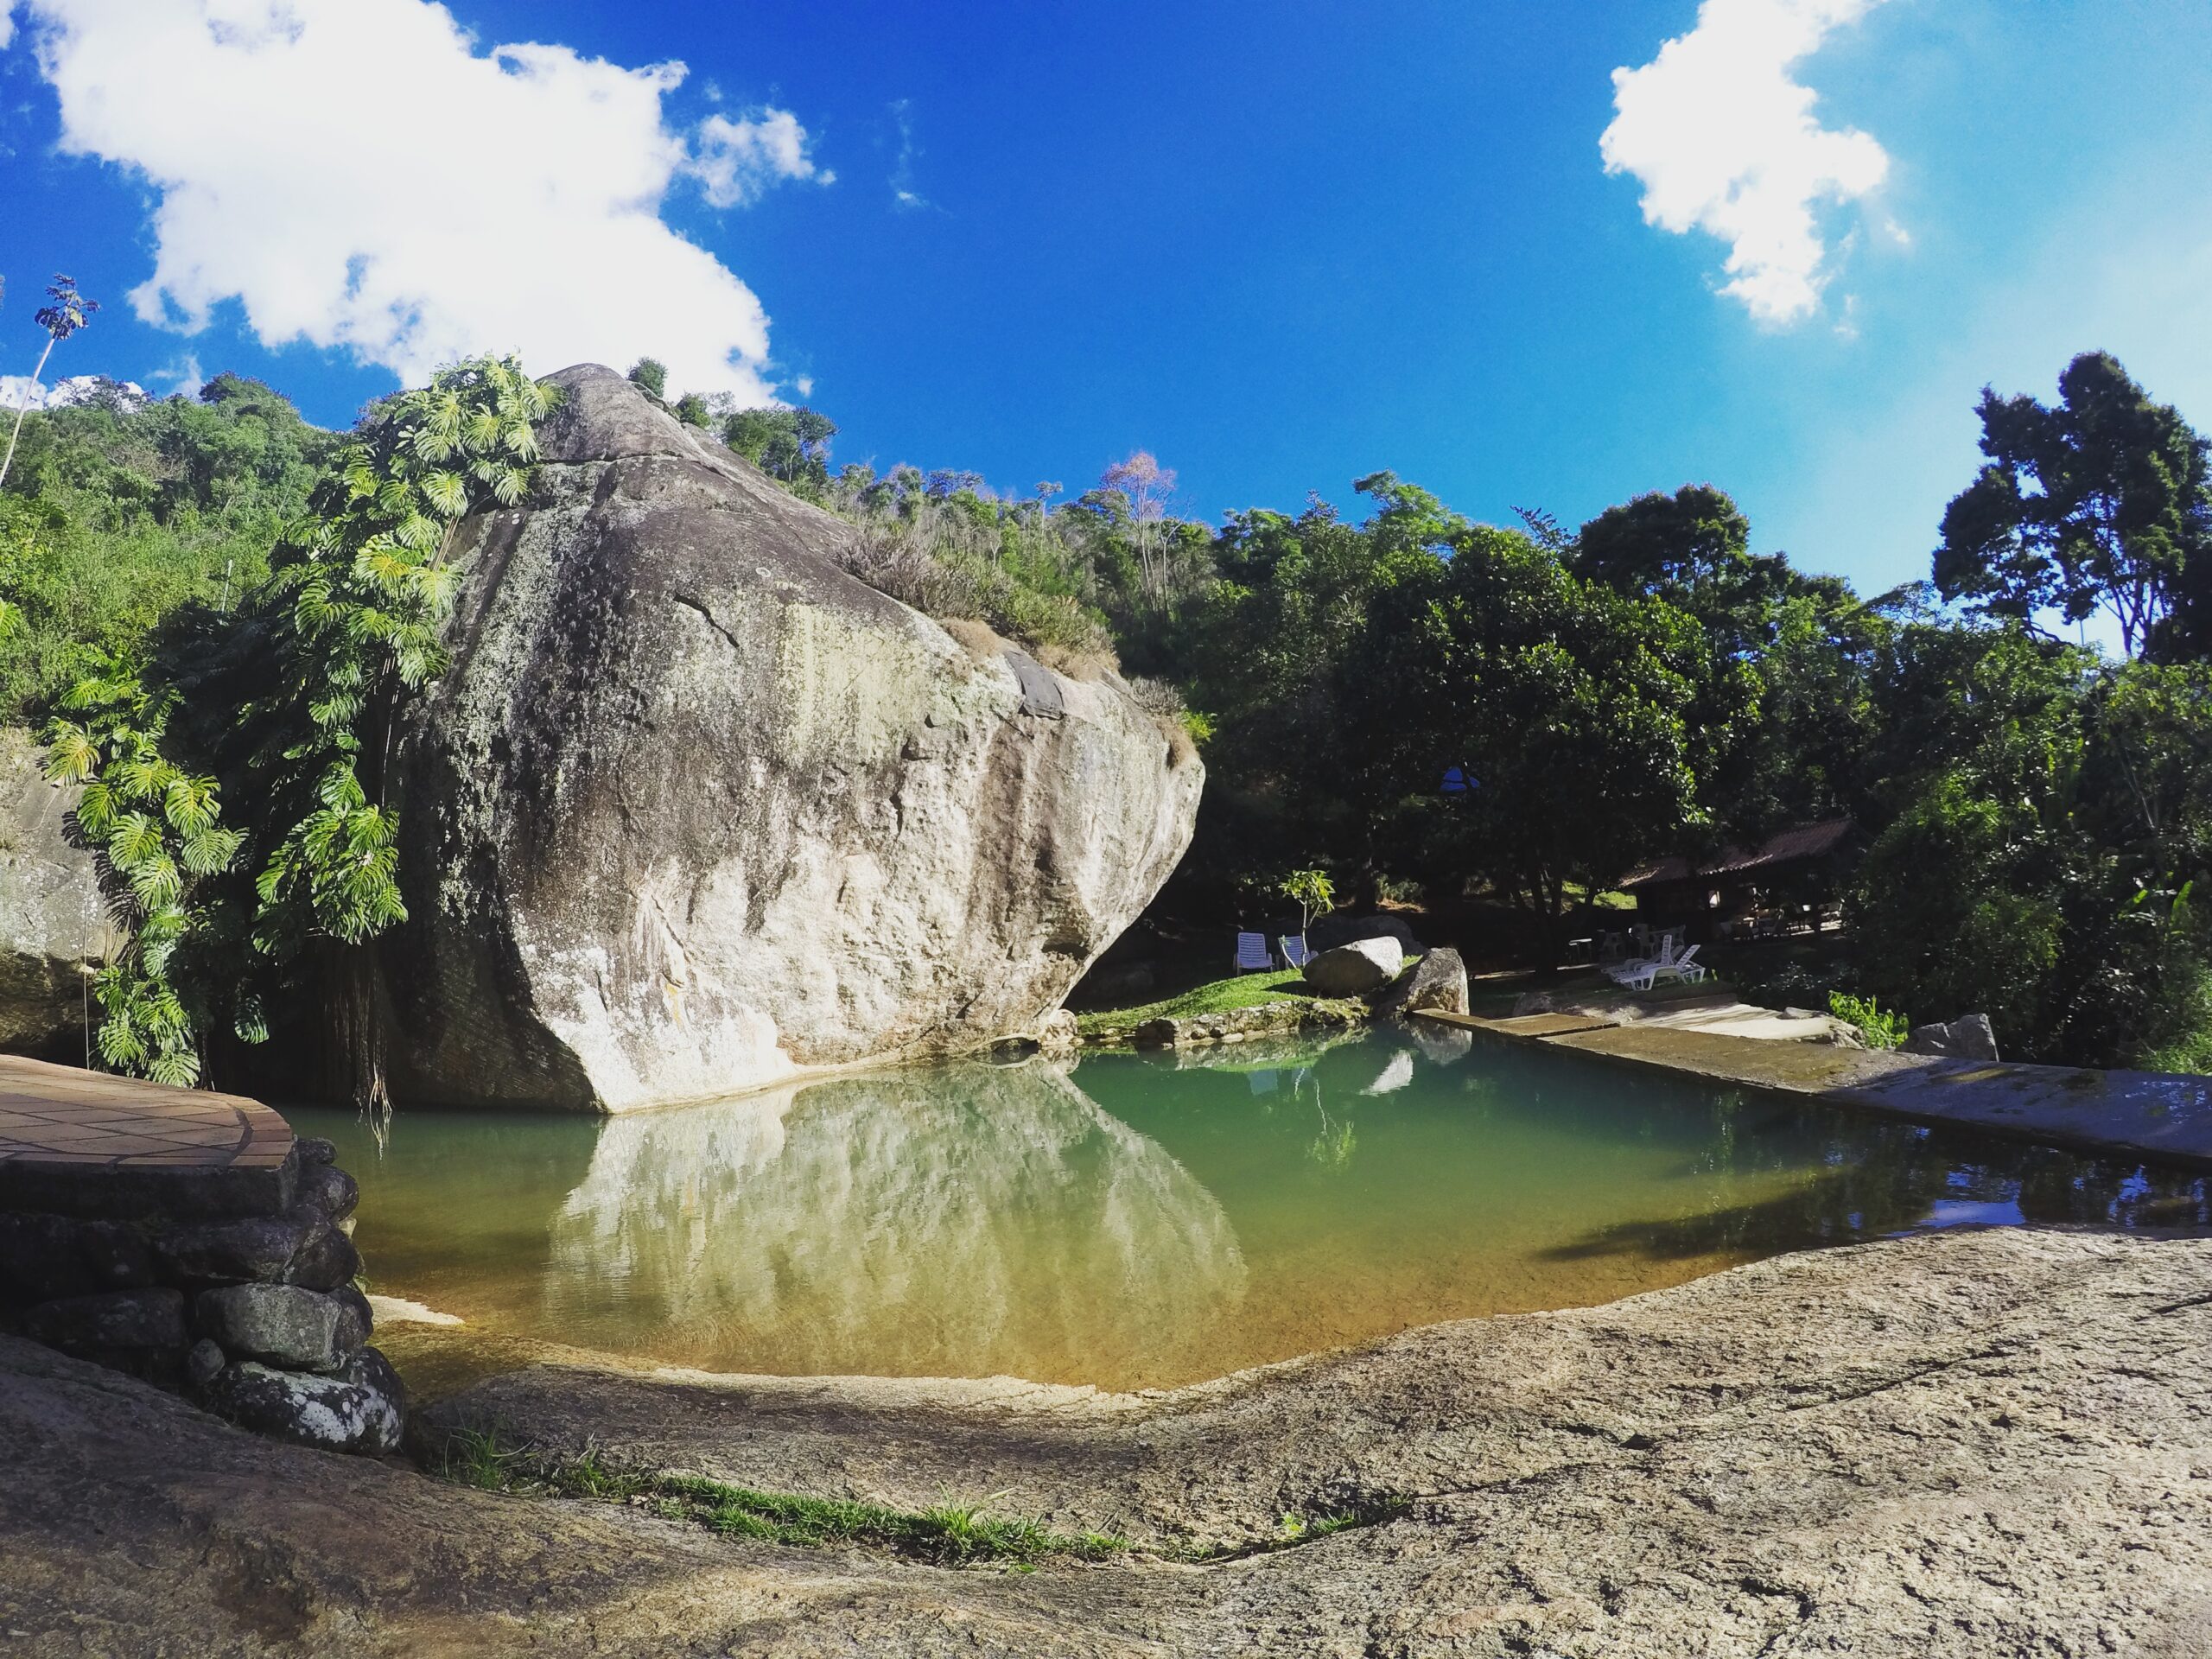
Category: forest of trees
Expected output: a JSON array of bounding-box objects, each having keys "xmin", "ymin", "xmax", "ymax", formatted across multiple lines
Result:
[{"xmin": 5, "ymin": 348, "xmax": 2211, "ymax": 1079}]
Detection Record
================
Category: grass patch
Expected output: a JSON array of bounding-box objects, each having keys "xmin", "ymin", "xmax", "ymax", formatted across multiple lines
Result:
[
  {"xmin": 430, "ymin": 1424, "xmax": 1412, "ymax": 1568},
  {"xmin": 431, "ymin": 1426, "xmax": 1128, "ymax": 1567},
  {"xmin": 1076, "ymin": 967, "xmax": 1314, "ymax": 1039}
]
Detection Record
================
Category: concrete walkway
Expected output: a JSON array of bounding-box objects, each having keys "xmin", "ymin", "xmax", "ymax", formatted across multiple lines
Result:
[
  {"xmin": 0, "ymin": 1053, "xmax": 294, "ymax": 1217},
  {"xmin": 1421, "ymin": 1010, "xmax": 2212, "ymax": 1172}
]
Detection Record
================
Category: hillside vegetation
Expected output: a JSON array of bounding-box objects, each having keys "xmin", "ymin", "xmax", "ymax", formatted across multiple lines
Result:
[{"xmin": 0, "ymin": 375, "xmax": 334, "ymax": 719}]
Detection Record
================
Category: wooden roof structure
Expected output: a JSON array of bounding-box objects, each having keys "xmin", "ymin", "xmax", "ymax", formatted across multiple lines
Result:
[{"xmin": 1618, "ymin": 817, "xmax": 1853, "ymax": 891}]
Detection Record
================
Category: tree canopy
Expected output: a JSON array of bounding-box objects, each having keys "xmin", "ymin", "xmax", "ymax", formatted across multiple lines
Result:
[{"xmin": 1936, "ymin": 352, "xmax": 2212, "ymax": 658}]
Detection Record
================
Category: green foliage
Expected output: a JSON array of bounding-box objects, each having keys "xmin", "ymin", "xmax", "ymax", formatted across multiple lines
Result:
[
  {"xmin": 625, "ymin": 357, "xmax": 667, "ymax": 399},
  {"xmin": 41, "ymin": 661, "xmax": 245, "ymax": 1084},
  {"xmin": 233, "ymin": 355, "xmax": 557, "ymax": 963},
  {"xmin": 32, "ymin": 274, "xmax": 99, "ymax": 343},
  {"xmin": 20, "ymin": 340, "xmax": 2212, "ymax": 1082},
  {"xmin": 827, "ymin": 461, "xmax": 1118, "ymax": 661},
  {"xmin": 671, "ymin": 391, "xmax": 710, "ymax": 428},
  {"xmin": 1827, "ymin": 991, "xmax": 1908, "ymax": 1050},
  {"xmin": 723, "ymin": 404, "xmax": 837, "ymax": 493},
  {"xmin": 43, "ymin": 356, "xmax": 560, "ymax": 1084},
  {"xmin": 1280, "ymin": 868, "xmax": 1335, "ymax": 938},
  {"xmin": 1936, "ymin": 352, "xmax": 2212, "ymax": 659},
  {"xmin": 1371, "ymin": 522, "xmax": 1720, "ymax": 953},
  {"xmin": 0, "ymin": 378, "xmax": 333, "ymax": 720}
]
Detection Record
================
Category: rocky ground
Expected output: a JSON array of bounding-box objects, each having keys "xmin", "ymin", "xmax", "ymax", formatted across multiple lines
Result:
[{"xmin": 3, "ymin": 1226, "xmax": 2211, "ymax": 1656}]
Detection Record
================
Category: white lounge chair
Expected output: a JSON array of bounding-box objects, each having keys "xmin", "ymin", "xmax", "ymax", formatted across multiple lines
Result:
[
  {"xmin": 1606, "ymin": 935, "xmax": 1679, "ymax": 992},
  {"xmin": 1235, "ymin": 931, "xmax": 1272, "ymax": 974},
  {"xmin": 1279, "ymin": 936, "xmax": 1315, "ymax": 970},
  {"xmin": 1653, "ymin": 944, "xmax": 1706, "ymax": 986}
]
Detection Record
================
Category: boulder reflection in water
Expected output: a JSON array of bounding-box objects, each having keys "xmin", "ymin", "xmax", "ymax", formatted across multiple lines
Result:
[{"xmin": 546, "ymin": 1061, "xmax": 1246, "ymax": 1382}]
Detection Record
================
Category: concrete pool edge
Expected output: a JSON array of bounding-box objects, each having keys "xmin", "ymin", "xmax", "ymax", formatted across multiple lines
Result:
[{"xmin": 1419, "ymin": 1009, "xmax": 2212, "ymax": 1173}]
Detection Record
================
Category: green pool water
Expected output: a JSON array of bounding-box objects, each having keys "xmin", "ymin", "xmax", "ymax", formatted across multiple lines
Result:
[{"xmin": 291, "ymin": 1027, "xmax": 2209, "ymax": 1391}]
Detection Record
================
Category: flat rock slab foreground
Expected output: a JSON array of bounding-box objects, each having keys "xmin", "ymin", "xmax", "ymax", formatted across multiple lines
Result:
[
  {"xmin": 0, "ymin": 1053, "xmax": 293, "ymax": 1218},
  {"xmin": 4, "ymin": 1228, "xmax": 2212, "ymax": 1655},
  {"xmin": 1428, "ymin": 1010, "xmax": 2212, "ymax": 1172}
]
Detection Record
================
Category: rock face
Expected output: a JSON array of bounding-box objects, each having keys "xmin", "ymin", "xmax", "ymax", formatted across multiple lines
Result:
[
  {"xmin": 377, "ymin": 366, "xmax": 1202, "ymax": 1111},
  {"xmin": 0, "ymin": 729, "xmax": 106, "ymax": 1058},
  {"xmin": 8, "ymin": 1229, "xmax": 2212, "ymax": 1655},
  {"xmin": 1302, "ymin": 937, "xmax": 1404, "ymax": 996}
]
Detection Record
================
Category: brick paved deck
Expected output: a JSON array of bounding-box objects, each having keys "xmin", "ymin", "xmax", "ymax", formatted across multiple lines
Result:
[{"xmin": 0, "ymin": 1054, "xmax": 295, "ymax": 1219}]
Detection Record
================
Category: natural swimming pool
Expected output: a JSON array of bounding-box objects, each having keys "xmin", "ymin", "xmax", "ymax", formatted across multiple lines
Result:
[{"xmin": 293, "ymin": 1026, "xmax": 2212, "ymax": 1391}]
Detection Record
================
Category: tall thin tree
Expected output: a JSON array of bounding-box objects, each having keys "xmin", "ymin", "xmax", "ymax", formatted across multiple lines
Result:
[{"xmin": 0, "ymin": 276, "xmax": 99, "ymax": 491}]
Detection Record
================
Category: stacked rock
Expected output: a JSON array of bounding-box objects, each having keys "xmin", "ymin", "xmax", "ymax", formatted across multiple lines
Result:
[{"xmin": 0, "ymin": 1136, "xmax": 402, "ymax": 1454}]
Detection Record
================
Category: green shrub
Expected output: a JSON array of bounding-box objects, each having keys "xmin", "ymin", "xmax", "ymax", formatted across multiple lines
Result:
[{"xmin": 1828, "ymin": 991, "xmax": 1909, "ymax": 1050}]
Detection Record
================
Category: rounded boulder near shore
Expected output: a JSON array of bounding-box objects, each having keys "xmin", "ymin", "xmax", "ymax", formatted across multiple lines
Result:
[{"xmin": 372, "ymin": 365, "xmax": 1202, "ymax": 1112}]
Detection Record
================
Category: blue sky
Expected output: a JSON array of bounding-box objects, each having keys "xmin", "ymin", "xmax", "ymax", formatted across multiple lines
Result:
[{"xmin": 2, "ymin": 0, "xmax": 2209, "ymax": 612}]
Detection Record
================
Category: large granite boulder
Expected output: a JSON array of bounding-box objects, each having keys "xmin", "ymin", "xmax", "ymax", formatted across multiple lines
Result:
[
  {"xmin": 1376, "ymin": 947, "xmax": 1470, "ymax": 1018},
  {"xmin": 1302, "ymin": 937, "xmax": 1403, "ymax": 997},
  {"xmin": 0, "ymin": 729, "xmax": 106, "ymax": 1058},
  {"xmin": 377, "ymin": 366, "xmax": 1203, "ymax": 1110}
]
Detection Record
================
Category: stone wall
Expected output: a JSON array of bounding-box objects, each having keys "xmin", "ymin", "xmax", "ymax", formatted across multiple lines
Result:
[
  {"xmin": 1128, "ymin": 998, "xmax": 1369, "ymax": 1050},
  {"xmin": 0, "ymin": 1136, "xmax": 401, "ymax": 1454}
]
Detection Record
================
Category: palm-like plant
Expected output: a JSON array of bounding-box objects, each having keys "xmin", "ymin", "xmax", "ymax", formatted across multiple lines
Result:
[
  {"xmin": 45, "ymin": 662, "xmax": 244, "ymax": 1085},
  {"xmin": 45, "ymin": 355, "xmax": 561, "ymax": 1093},
  {"xmin": 0, "ymin": 275, "xmax": 99, "ymax": 491},
  {"xmin": 245, "ymin": 355, "xmax": 557, "ymax": 963}
]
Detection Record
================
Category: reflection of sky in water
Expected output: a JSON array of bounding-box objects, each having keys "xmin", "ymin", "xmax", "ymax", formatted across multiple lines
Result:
[{"xmin": 297, "ymin": 1029, "xmax": 2212, "ymax": 1391}]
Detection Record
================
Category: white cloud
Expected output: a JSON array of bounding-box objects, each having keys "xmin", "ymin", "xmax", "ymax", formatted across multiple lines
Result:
[
  {"xmin": 1, "ymin": 372, "xmax": 147, "ymax": 410},
  {"xmin": 1602, "ymin": 0, "xmax": 1892, "ymax": 325},
  {"xmin": 152, "ymin": 353, "xmax": 205, "ymax": 399},
  {"xmin": 17, "ymin": 0, "xmax": 830, "ymax": 402},
  {"xmin": 690, "ymin": 108, "xmax": 833, "ymax": 209},
  {"xmin": 888, "ymin": 98, "xmax": 927, "ymax": 210}
]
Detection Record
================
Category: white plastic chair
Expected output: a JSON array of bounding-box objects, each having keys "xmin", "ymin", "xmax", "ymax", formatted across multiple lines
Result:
[{"xmin": 1606, "ymin": 934, "xmax": 1678, "ymax": 991}]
